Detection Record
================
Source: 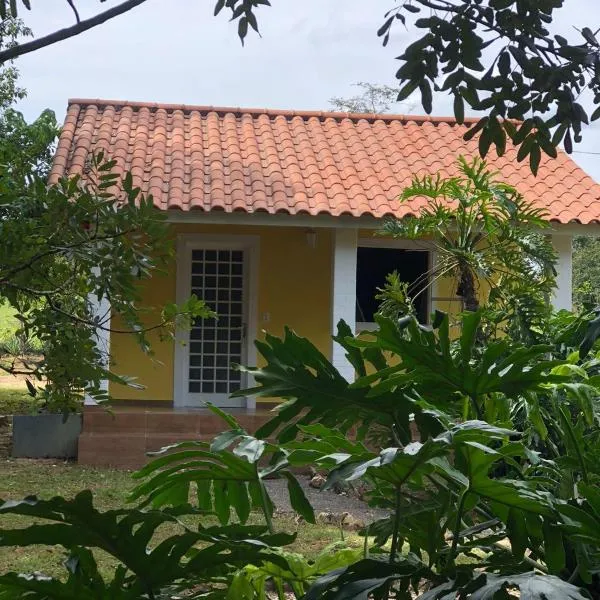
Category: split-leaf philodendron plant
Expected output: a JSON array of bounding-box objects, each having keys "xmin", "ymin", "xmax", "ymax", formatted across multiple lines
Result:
[
  {"xmin": 3, "ymin": 307, "xmax": 600, "ymax": 598},
  {"xmin": 2, "ymin": 158, "xmax": 600, "ymax": 598}
]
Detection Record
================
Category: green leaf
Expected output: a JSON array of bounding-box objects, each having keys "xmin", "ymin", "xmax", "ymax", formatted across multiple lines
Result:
[
  {"xmin": 529, "ymin": 144, "xmax": 541, "ymax": 176},
  {"xmin": 213, "ymin": 0, "xmax": 225, "ymax": 15},
  {"xmin": 206, "ymin": 402, "xmax": 242, "ymax": 430},
  {"xmin": 234, "ymin": 437, "xmax": 266, "ymax": 463},
  {"xmin": 213, "ymin": 480, "xmax": 230, "ymax": 525},
  {"xmin": 506, "ymin": 507, "xmax": 527, "ymax": 559},
  {"xmin": 543, "ymin": 520, "xmax": 566, "ymax": 574},
  {"xmin": 211, "ymin": 429, "xmax": 245, "ymax": 452},
  {"xmin": 227, "ymin": 480, "xmax": 251, "ymax": 523},
  {"xmin": 580, "ymin": 313, "xmax": 600, "ymax": 358},
  {"xmin": 304, "ymin": 558, "xmax": 418, "ymax": 600},
  {"xmin": 420, "ymin": 80, "xmax": 433, "ymax": 114},
  {"xmin": 0, "ymin": 492, "xmax": 289, "ymax": 594},
  {"xmin": 397, "ymin": 79, "xmax": 419, "ymax": 102},
  {"xmin": 467, "ymin": 572, "xmax": 588, "ymax": 599},
  {"xmin": 282, "ymin": 472, "xmax": 315, "ymax": 524},
  {"xmin": 463, "ymin": 117, "xmax": 488, "ymax": 141}
]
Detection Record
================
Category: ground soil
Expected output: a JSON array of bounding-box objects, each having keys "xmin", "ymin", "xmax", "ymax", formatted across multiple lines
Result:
[{"xmin": 264, "ymin": 479, "xmax": 388, "ymax": 524}]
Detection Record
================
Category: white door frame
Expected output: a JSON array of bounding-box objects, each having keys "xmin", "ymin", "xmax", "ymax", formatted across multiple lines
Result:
[{"xmin": 174, "ymin": 233, "xmax": 259, "ymax": 409}]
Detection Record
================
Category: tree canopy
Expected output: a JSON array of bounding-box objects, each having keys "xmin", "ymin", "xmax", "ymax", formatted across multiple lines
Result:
[
  {"xmin": 1, "ymin": 1, "xmax": 599, "ymax": 171},
  {"xmin": 329, "ymin": 82, "xmax": 406, "ymax": 114},
  {"xmin": 0, "ymin": 19, "xmax": 209, "ymax": 411}
]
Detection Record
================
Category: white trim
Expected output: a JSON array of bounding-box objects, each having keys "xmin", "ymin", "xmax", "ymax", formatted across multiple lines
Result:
[
  {"xmin": 167, "ymin": 211, "xmax": 378, "ymax": 229},
  {"xmin": 552, "ymin": 234, "xmax": 573, "ymax": 311},
  {"xmin": 174, "ymin": 234, "xmax": 259, "ymax": 408},
  {"xmin": 166, "ymin": 210, "xmax": 600, "ymax": 235},
  {"xmin": 331, "ymin": 229, "xmax": 358, "ymax": 382}
]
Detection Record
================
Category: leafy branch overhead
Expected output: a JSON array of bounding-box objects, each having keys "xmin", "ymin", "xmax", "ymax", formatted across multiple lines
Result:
[
  {"xmin": 2, "ymin": 1, "xmax": 598, "ymax": 164},
  {"xmin": 375, "ymin": 0, "xmax": 600, "ymax": 168}
]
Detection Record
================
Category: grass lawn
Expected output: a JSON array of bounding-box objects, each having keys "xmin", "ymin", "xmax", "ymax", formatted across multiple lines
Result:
[
  {"xmin": 0, "ymin": 386, "xmax": 40, "ymax": 414},
  {"xmin": 0, "ymin": 459, "xmax": 364, "ymax": 579}
]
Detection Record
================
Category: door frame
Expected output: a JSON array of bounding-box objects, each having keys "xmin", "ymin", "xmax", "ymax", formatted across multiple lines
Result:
[{"xmin": 173, "ymin": 233, "xmax": 260, "ymax": 409}]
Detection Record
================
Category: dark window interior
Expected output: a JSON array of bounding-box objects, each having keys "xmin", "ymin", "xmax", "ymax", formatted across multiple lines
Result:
[{"xmin": 355, "ymin": 247, "xmax": 429, "ymax": 324}]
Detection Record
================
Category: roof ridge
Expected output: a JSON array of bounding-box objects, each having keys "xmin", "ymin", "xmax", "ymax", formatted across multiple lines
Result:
[{"xmin": 66, "ymin": 97, "xmax": 481, "ymax": 125}]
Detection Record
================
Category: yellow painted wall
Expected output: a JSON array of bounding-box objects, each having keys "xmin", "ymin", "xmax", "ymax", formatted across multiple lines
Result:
[{"xmin": 110, "ymin": 224, "xmax": 333, "ymax": 401}]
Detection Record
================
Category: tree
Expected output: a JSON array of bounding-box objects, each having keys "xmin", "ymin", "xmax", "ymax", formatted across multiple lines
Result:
[
  {"xmin": 1, "ymin": 1, "xmax": 596, "ymax": 170},
  {"xmin": 1, "ymin": 152, "xmax": 209, "ymax": 411},
  {"xmin": 0, "ymin": 21, "xmax": 209, "ymax": 411},
  {"xmin": 573, "ymin": 236, "xmax": 600, "ymax": 309},
  {"xmin": 381, "ymin": 157, "xmax": 557, "ymax": 314},
  {"xmin": 329, "ymin": 82, "xmax": 413, "ymax": 114}
]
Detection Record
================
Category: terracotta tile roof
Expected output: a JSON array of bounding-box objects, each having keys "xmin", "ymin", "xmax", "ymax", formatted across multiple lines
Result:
[{"xmin": 49, "ymin": 98, "xmax": 600, "ymax": 224}]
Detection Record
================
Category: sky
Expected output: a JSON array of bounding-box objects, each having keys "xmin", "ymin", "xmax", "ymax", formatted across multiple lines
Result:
[{"xmin": 11, "ymin": 0, "xmax": 600, "ymax": 180}]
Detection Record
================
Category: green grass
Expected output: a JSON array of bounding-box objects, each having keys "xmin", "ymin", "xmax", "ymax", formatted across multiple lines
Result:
[
  {"xmin": 0, "ymin": 387, "xmax": 40, "ymax": 414},
  {"xmin": 0, "ymin": 460, "xmax": 363, "ymax": 579}
]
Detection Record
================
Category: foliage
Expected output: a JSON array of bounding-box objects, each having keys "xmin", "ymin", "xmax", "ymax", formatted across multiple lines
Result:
[
  {"xmin": 573, "ymin": 236, "xmax": 600, "ymax": 309},
  {"xmin": 0, "ymin": 13, "xmax": 209, "ymax": 414},
  {"xmin": 375, "ymin": 272, "xmax": 416, "ymax": 322},
  {"xmin": 0, "ymin": 107, "xmax": 58, "ymax": 186},
  {"xmin": 0, "ymin": 152, "xmax": 210, "ymax": 412},
  {"xmin": 381, "ymin": 156, "xmax": 557, "ymax": 314},
  {"xmin": 228, "ymin": 543, "xmax": 363, "ymax": 599},
  {"xmin": 5, "ymin": 310, "xmax": 600, "ymax": 597},
  {"xmin": 329, "ymin": 82, "xmax": 412, "ymax": 115},
  {"xmin": 238, "ymin": 311, "xmax": 600, "ymax": 598},
  {"xmin": 0, "ymin": 490, "xmax": 295, "ymax": 599},
  {"xmin": 0, "ymin": 16, "xmax": 28, "ymax": 108},
  {"xmin": 130, "ymin": 404, "xmax": 315, "ymax": 529}
]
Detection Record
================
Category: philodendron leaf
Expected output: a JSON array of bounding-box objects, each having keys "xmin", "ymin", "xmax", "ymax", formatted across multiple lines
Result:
[
  {"xmin": 0, "ymin": 572, "xmax": 109, "ymax": 600},
  {"xmin": 466, "ymin": 572, "xmax": 590, "ymax": 599},
  {"xmin": 282, "ymin": 472, "xmax": 315, "ymax": 524},
  {"xmin": 580, "ymin": 312, "xmax": 600, "ymax": 358},
  {"xmin": 304, "ymin": 557, "xmax": 419, "ymax": 600}
]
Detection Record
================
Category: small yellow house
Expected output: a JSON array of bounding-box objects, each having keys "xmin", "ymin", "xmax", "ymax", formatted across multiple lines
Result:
[{"xmin": 49, "ymin": 99, "xmax": 600, "ymax": 467}]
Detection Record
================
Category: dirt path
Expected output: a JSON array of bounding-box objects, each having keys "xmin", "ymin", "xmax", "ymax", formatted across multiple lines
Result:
[{"xmin": 264, "ymin": 478, "xmax": 388, "ymax": 524}]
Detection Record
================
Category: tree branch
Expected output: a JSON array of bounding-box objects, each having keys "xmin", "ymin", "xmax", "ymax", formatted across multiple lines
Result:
[
  {"xmin": 65, "ymin": 0, "xmax": 81, "ymax": 23},
  {"xmin": 0, "ymin": 227, "xmax": 136, "ymax": 282},
  {"xmin": 0, "ymin": 0, "xmax": 149, "ymax": 64}
]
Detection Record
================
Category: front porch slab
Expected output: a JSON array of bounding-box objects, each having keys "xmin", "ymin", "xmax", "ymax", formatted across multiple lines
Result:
[{"xmin": 78, "ymin": 405, "xmax": 275, "ymax": 469}]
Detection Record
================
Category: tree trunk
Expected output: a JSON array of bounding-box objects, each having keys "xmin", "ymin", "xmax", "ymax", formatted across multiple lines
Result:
[{"xmin": 457, "ymin": 269, "xmax": 479, "ymax": 312}]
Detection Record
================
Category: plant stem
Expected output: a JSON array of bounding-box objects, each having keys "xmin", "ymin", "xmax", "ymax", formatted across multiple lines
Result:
[
  {"xmin": 447, "ymin": 489, "xmax": 469, "ymax": 569},
  {"xmin": 383, "ymin": 486, "xmax": 403, "ymax": 600},
  {"xmin": 389, "ymin": 486, "xmax": 403, "ymax": 563},
  {"xmin": 568, "ymin": 565, "xmax": 580, "ymax": 584},
  {"xmin": 470, "ymin": 394, "xmax": 482, "ymax": 420},
  {"xmin": 559, "ymin": 405, "xmax": 589, "ymax": 484}
]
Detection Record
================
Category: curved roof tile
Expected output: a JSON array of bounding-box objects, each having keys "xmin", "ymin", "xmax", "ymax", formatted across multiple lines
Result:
[{"xmin": 48, "ymin": 99, "xmax": 600, "ymax": 224}]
